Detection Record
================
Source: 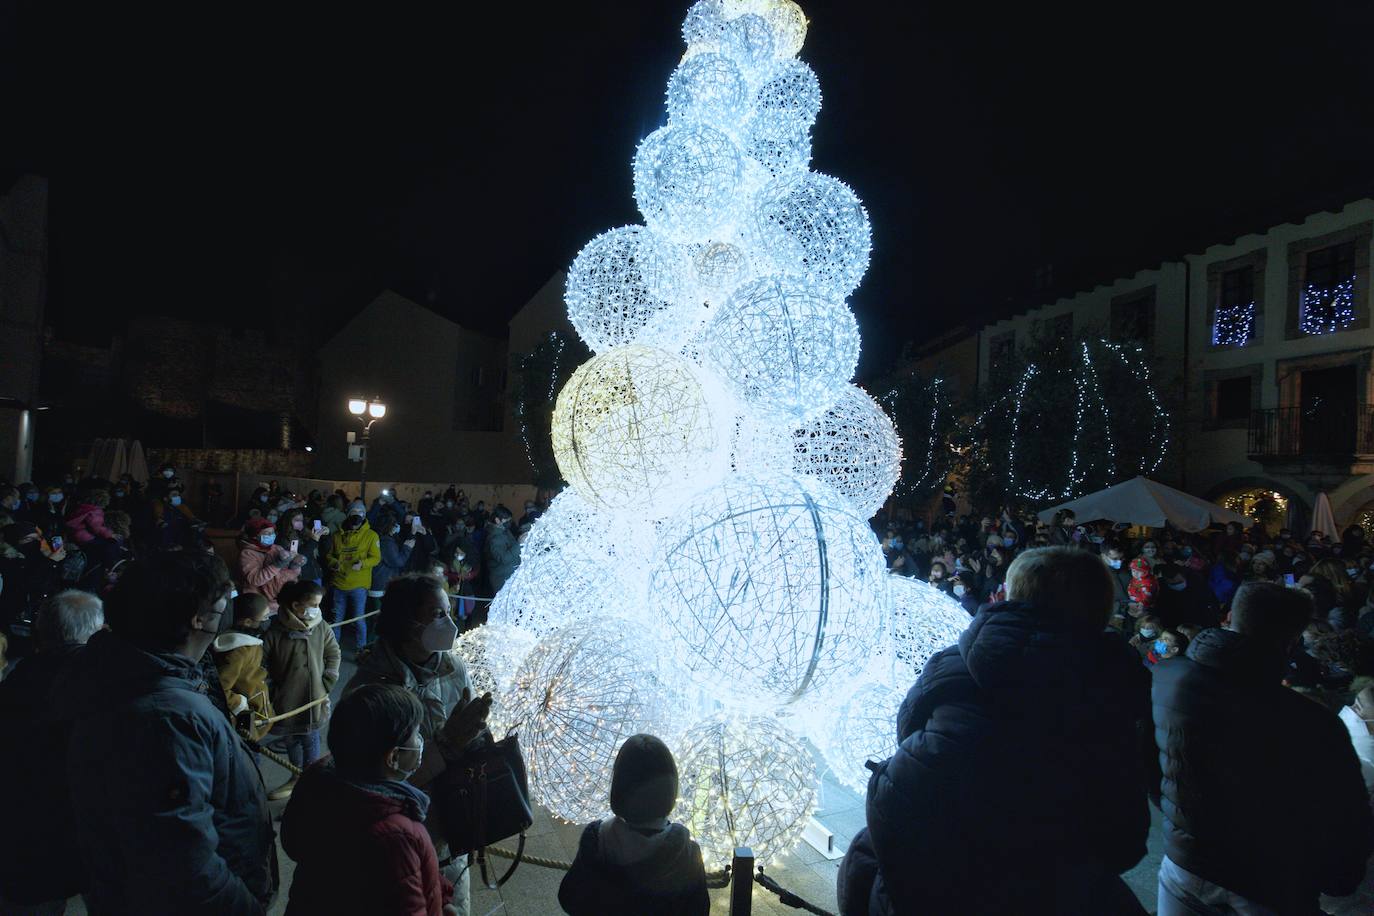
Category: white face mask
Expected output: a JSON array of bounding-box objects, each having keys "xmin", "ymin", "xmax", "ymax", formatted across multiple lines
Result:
[
  {"xmin": 391, "ymin": 735, "xmax": 424, "ymax": 780},
  {"xmin": 419, "ymin": 613, "xmax": 458, "ymax": 653},
  {"xmin": 953, "ymin": 584, "xmax": 967, "ymax": 598},
  {"xmin": 1107, "ymin": 558, "xmax": 1123, "ymax": 569}
]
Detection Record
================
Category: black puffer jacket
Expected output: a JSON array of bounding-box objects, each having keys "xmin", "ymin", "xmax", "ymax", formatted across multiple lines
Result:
[
  {"xmin": 558, "ymin": 819, "xmax": 709, "ymax": 916},
  {"xmin": 1152, "ymin": 627, "xmax": 1373, "ymax": 913},
  {"xmin": 838, "ymin": 601, "xmax": 1152, "ymax": 915}
]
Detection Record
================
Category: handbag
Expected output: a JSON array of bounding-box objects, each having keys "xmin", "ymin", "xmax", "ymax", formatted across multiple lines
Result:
[{"xmin": 432, "ymin": 730, "xmax": 533, "ymax": 889}]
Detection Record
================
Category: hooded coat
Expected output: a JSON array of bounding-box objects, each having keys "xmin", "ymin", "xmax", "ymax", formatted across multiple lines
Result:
[
  {"xmin": 260, "ymin": 610, "xmax": 340, "ymax": 736},
  {"xmin": 1152, "ymin": 627, "xmax": 1374, "ymax": 913},
  {"xmin": 327, "ymin": 520, "xmax": 381, "ymax": 592},
  {"xmin": 61, "ymin": 631, "xmax": 278, "ymax": 915},
  {"xmin": 212, "ymin": 630, "xmax": 275, "ymax": 741},
  {"xmin": 838, "ymin": 601, "xmax": 1153, "ymax": 916},
  {"xmin": 558, "ymin": 818, "xmax": 709, "ymax": 916},
  {"xmin": 281, "ymin": 760, "xmax": 452, "ymax": 915},
  {"xmin": 483, "ymin": 521, "xmax": 519, "ymax": 595}
]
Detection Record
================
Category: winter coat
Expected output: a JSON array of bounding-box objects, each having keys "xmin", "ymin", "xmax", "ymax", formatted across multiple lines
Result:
[
  {"xmin": 281, "ymin": 760, "xmax": 452, "ymax": 916},
  {"xmin": 484, "ymin": 522, "xmax": 520, "ymax": 594},
  {"xmin": 212, "ymin": 630, "xmax": 275, "ymax": 741},
  {"xmin": 1207, "ymin": 562, "xmax": 1242, "ymax": 607},
  {"xmin": 372, "ymin": 531, "xmax": 414, "ymax": 593},
  {"xmin": 558, "ymin": 818, "xmax": 710, "ymax": 916},
  {"xmin": 1152, "ymin": 627, "xmax": 1374, "ymax": 913},
  {"xmin": 278, "ymin": 527, "xmax": 323, "ymax": 581},
  {"xmin": 61, "ymin": 631, "xmax": 278, "ymax": 915},
  {"xmin": 320, "ymin": 505, "xmax": 347, "ymax": 532},
  {"xmin": 237, "ymin": 540, "xmax": 303, "ymax": 611},
  {"xmin": 344, "ymin": 639, "xmax": 474, "ymax": 848},
  {"xmin": 261, "ymin": 613, "xmax": 340, "ymax": 736},
  {"xmin": 327, "ymin": 522, "xmax": 381, "ymax": 592},
  {"xmin": 0, "ymin": 644, "xmax": 88, "ymax": 905},
  {"xmin": 1152, "ymin": 573, "xmax": 1221, "ymax": 631},
  {"xmin": 838, "ymin": 600, "xmax": 1153, "ymax": 915},
  {"xmin": 64, "ymin": 501, "xmax": 115, "ymax": 545}
]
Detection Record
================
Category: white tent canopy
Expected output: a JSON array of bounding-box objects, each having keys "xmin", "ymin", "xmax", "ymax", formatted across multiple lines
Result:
[
  {"xmin": 1312, "ymin": 492, "xmax": 1340, "ymax": 541},
  {"xmin": 1036, "ymin": 476, "xmax": 1252, "ymax": 533}
]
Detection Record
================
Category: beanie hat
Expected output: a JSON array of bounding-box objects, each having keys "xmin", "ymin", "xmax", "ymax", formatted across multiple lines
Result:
[
  {"xmin": 610, "ymin": 734, "xmax": 678, "ymax": 825},
  {"xmin": 1129, "ymin": 557, "xmax": 1152, "ymax": 575},
  {"xmin": 348, "ymin": 501, "xmax": 367, "ymax": 518},
  {"xmin": 245, "ymin": 517, "xmax": 276, "ymax": 538}
]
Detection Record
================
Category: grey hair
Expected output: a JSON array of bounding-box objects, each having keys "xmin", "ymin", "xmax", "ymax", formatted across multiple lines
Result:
[{"xmin": 36, "ymin": 590, "xmax": 105, "ymax": 646}]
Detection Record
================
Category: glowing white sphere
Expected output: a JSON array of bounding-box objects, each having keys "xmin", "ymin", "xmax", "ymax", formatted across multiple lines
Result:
[
  {"xmin": 667, "ymin": 53, "xmax": 750, "ymax": 128},
  {"xmin": 729, "ymin": 412, "xmax": 796, "ymax": 474},
  {"xmin": 765, "ymin": 0, "xmax": 808, "ymax": 57},
  {"xmin": 721, "ymin": 0, "xmax": 769, "ymax": 14},
  {"xmin": 682, "ymin": 0, "xmax": 728, "ymax": 50},
  {"xmin": 703, "ymin": 273, "xmax": 860, "ymax": 423},
  {"xmin": 718, "ymin": 14, "xmax": 776, "ymax": 81},
  {"xmin": 750, "ymin": 60, "xmax": 821, "ymax": 140},
  {"xmin": 451, "ymin": 623, "xmax": 537, "ymax": 736},
  {"xmin": 634, "ymin": 125, "xmax": 743, "ymax": 243},
  {"xmin": 745, "ymin": 125, "xmax": 812, "ymax": 179},
  {"xmin": 651, "ymin": 472, "xmax": 888, "ymax": 710},
  {"xmin": 564, "ymin": 226, "xmax": 696, "ymax": 353},
  {"xmin": 793, "ymin": 384, "xmax": 902, "ymax": 517},
  {"xmin": 889, "ymin": 575, "xmax": 971, "ymax": 676},
  {"xmin": 674, "ymin": 714, "xmax": 818, "ymax": 867},
  {"xmin": 488, "ymin": 491, "xmax": 656, "ymax": 637},
  {"xmin": 692, "ymin": 241, "xmax": 751, "ymax": 297},
  {"xmin": 811, "ymin": 675, "xmax": 908, "ymax": 794},
  {"xmin": 501, "ymin": 619, "xmax": 681, "ymax": 823},
  {"xmin": 754, "ymin": 171, "xmax": 872, "ymax": 298},
  {"xmin": 551, "ymin": 345, "xmax": 730, "ymax": 516}
]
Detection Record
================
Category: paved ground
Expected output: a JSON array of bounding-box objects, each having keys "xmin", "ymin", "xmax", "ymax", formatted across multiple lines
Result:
[{"xmin": 61, "ymin": 647, "xmax": 1374, "ymax": 915}]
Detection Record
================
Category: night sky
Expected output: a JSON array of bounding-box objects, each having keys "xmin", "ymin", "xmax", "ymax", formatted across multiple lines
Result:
[{"xmin": 6, "ymin": 1, "xmax": 1374, "ymax": 376}]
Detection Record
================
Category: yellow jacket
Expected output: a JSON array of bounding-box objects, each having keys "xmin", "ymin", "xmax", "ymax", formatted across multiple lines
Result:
[
  {"xmin": 211, "ymin": 631, "xmax": 274, "ymax": 741},
  {"xmin": 326, "ymin": 521, "xmax": 381, "ymax": 591}
]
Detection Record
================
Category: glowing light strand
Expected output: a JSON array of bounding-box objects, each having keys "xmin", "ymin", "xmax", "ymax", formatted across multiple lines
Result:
[
  {"xmin": 1299, "ymin": 277, "xmax": 1356, "ymax": 335},
  {"xmin": 1212, "ymin": 300, "xmax": 1255, "ymax": 346}
]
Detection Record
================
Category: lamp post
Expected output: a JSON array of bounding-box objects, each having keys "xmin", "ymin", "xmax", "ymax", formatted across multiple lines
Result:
[{"xmin": 348, "ymin": 396, "xmax": 387, "ymax": 502}]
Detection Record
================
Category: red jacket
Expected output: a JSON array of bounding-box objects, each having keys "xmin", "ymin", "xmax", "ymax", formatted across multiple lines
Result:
[
  {"xmin": 281, "ymin": 760, "xmax": 452, "ymax": 915},
  {"xmin": 237, "ymin": 541, "xmax": 302, "ymax": 612},
  {"xmin": 65, "ymin": 502, "xmax": 115, "ymax": 545}
]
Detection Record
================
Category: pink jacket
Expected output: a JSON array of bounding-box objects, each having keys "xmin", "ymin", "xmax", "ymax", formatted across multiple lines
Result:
[
  {"xmin": 238, "ymin": 542, "xmax": 303, "ymax": 612},
  {"xmin": 65, "ymin": 502, "xmax": 115, "ymax": 545}
]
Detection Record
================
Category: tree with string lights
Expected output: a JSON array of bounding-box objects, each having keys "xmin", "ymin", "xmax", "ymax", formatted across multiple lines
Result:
[{"xmin": 511, "ymin": 330, "xmax": 590, "ymax": 490}]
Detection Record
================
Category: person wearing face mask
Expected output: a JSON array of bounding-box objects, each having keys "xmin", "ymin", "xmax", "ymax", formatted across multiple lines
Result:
[
  {"xmin": 261, "ymin": 581, "xmax": 339, "ymax": 800},
  {"xmin": 327, "ymin": 505, "xmax": 382, "ymax": 651},
  {"xmin": 1207, "ymin": 551, "xmax": 1245, "ymax": 610},
  {"xmin": 320, "ymin": 493, "xmax": 348, "ymax": 533},
  {"xmin": 0, "ymin": 484, "xmax": 21, "ymax": 523},
  {"xmin": 65, "ymin": 487, "xmax": 117, "ymax": 547},
  {"xmin": 950, "ymin": 573, "xmax": 979, "ymax": 615},
  {"xmin": 212, "ymin": 591, "xmax": 276, "ymax": 742},
  {"xmin": 281, "ymin": 683, "xmax": 458, "ymax": 915},
  {"xmin": 0, "ymin": 522, "xmax": 67, "ymax": 630},
  {"xmin": 60, "ymin": 554, "xmax": 279, "ymax": 914},
  {"xmin": 279, "ymin": 507, "xmax": 325, "ymax": 586},
  {"xmin": 34, "ymin": 486, "xmax": 67, "ymax": 539},
  {"xmin": 371, "ymin": 511, "xmax": 416, "ymax": 620},
  {"xmin": 1153, "ymin": 563, "xmax": 1222, "ymax": 632},
  {"xmin": 344, "ymin": 574, "xmax": 493, "ymax": 916},
  {"xmin": 238, "ymin": 517, "xmax": 305, "ymax": 614}
]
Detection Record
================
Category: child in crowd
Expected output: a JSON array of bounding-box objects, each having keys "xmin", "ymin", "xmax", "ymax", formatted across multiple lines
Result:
[
  {"xmin": 1145, "ymin": 630, "xmax": 1185, "ymax": 667},
  {"xmin": 212, "ymin": 592, "xmax": 275, "ymax": 741},
  {"xmin": 1128, "ymin": 557, "xmax": 1157, "ymax": 614},
  {"xmin": 559, "ymin": 734, "xmax": 709, "ymax": 916},
  {"xmin": 1129, "ymin": 615, "xmax": 1163, "ymax": 659},
  {"xmin": 262, "ymin": 580, "xmax": 340, "ymax": 800},
  {"xmin": 281, "ymin": 683, "xmax": 455, "ymax": 915}
]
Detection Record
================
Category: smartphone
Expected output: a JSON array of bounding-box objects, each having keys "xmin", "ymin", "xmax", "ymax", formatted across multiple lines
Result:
[
  {"xmin": 411, "ymin": 516, "xmax": 423, "ymax": 532},
  {"xmin": 312, "ymin": 519, "xmax": 322, "ymax": 532},
  {"xmin": 1283, "ymin": 573, "xmax": 1296, "ymax": 587},
  {"xmin": 289, "ymin": 539, "xmax": 299, "ymax": 554}
]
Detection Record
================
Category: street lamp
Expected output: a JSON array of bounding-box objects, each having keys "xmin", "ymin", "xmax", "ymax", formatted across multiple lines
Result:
[{"xmin": 348, "ymin": 396, "xmax": 387, "ymax": 501}]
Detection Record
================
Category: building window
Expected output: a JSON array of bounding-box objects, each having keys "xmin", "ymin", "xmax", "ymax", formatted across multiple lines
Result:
[
  {"xmin": 1110, "ymin": 289, "xmax": 1155, "ymax": 350},
  {"xmin": 1299, "ymin": 241, "xmax": 1358, "ymax": 335},
  {"xmin": 1212, "ymin": 266, "xmax": 1256, "ymax": 347},
  {"xmin": 1037, "ymin": 313, "xmax": 1072, "ymax": 343},
  {"xmin": 1214, "ymin": 376, "xmax": 1252, "ymax": 423}
]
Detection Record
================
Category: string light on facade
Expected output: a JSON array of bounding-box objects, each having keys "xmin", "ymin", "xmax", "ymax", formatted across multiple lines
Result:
[
  {"xmin": 752, "ymin": 171, "xmax": 871, "ymax": 298},
  {"xmin": 649, "ymin": 472, "xmax": 889, "ymax": 710},
  {"xmin": 500, "ymin": 619, "xmax": 683, "ymax": 824},
  {"xmin": 551, "ymin": 345, "xmax": 731, "ymax": 517},
  {"xmin": 703, "ymin": 273, "xmax": 860, "ymax": 422},
  {"xmin": 565, "ymin": 226, "xmax": 697, "ymax": 353},
  {"xmin": 673, "ymin": 714, "xmax": 818, "ymax": 868},
  {"xmin": 792, "ymin": 383, "xmax": 902, "ymax": 517},
  {"xmin": 1299, "ymin": 277, "xmax": 1356, "ymax": 335},
  {"xmin": 634, "ymin": 124, "xmax": 744, "ymax": 244},
  {"xmin": 1211, "ymin": 301, "xmax": 1255, "ymax": 347}
]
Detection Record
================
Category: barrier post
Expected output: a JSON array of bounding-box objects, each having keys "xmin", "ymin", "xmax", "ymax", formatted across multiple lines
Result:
[{"xmin": 729, "ymin": 847, "xmax": 754, "ymax": 916}]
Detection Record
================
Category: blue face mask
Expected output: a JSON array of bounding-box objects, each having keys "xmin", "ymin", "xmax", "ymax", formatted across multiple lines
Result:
[
  {"xmin": 25, "ymin": 492, "xmax": 39, "ymax": 502},
  {"xmin": 49, "ymin": 493, "xmax": 63, "ymax": 503},
  {"xmin": 1168, "ymin": 580, "xmax": 1187, "ymax": 591},
  {"xmin": 260, "ymin": 533, "xmax": 276, "ymax": 547},
  {"xmin": 1181, "ymin": 547, "xmax": 1193, "ymax": 558},
  {"xmin": 114, "ymin": 490, "xmax": 125, "ymax": 498},
  {"xmin": 1107, "ymin": 558, "xmax": 1122, "ymax": 569},
  {"xmin": 170, "ymin": 495, "xmax": 182, "ymax": 507},
  {"xmin": 1003, "ymin": 536, "xmax": 1016, "ymax": 548},
  {"xmin": 890, "ymin": 538, "xmax": 903, "ymax": 551},
  {"xmin": 1153, "ymin": 639, "xmax": 1171, "ymax": 655}
]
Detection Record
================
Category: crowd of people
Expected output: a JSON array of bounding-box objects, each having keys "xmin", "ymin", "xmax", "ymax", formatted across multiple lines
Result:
[{"xmin": 1, "ymin": 468, "xmax": 1372, "ymax": 915}]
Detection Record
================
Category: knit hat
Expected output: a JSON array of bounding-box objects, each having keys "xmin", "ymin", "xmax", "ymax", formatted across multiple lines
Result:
[
  {"xmin": 1130, "ymin": 557, "xmax": 1152, "ymax": 575},
  {"xmin": 347, "ymin": 501, "xmax": 367, "ymax": 518},
  {"xmin": 609, "ymin": 734, "xmax": 678, "ymax": 825},
  {"xmin": 245, "ymin": 517, "xmax": 276, "ymax": 538}
]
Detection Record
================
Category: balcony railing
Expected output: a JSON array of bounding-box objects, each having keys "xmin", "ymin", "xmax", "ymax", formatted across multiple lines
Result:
[{"xmin": 1248, "ymin": 406, "xmax": 1374, "ymax": 459}]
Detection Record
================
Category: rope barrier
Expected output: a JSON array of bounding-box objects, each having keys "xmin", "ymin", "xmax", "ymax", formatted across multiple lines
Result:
[
  {"xmin": 755, "ymin": 870, "xmax": 836, "ymax": 915},
  {"xmin": 259, "ymin": 696, "xmax": 328, "ymax": 725}
]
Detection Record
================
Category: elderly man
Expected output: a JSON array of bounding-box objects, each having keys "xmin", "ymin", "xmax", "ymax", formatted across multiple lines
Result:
[
  {"xmin": 0, "ymin": 591, "xmax": 104, "ymax": 912},
  {"xmin": 839, "ymin": 546, "xmax": 1154, "ymax": 915}
]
